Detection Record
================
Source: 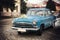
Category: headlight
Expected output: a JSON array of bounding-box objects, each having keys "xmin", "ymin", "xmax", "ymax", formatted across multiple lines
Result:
[
  {"xmin": 33, "ymin": 21, "xmax": 36, "ymax": 25},
  {"xmin": 12, "ymin": 21, "xmax": 14, "ymax": 23}
]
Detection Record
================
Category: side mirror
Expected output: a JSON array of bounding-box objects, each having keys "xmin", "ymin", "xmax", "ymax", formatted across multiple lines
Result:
[
  {"xmin": 51, "ymin": 11, "xmax": 55, "ymax": 13},
  {"xmin": 51, "ymin": 11, "xmax": 55, "ymax": 14},
  {"xmin": 50, "ymin": 11, "xmax": 55, "ymax": 15}
]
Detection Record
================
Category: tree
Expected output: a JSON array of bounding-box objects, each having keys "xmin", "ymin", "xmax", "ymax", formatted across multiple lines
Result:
[
  {"xmin": 21, "ymin": 0, "xmax": 27, "ymax": 14},
  {"xmin": 46, "ymin": 0, "xmax": 56, "ymax": 11}
]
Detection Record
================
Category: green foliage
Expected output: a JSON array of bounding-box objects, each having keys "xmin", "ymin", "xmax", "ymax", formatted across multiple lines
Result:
[{"xmin": 46, "ymin": 0, "xmax": 56, "ymax": 11}]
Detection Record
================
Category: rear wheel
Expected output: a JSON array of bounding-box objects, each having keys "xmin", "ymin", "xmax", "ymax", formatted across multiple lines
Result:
[{"xmin": 51, "ymin": 21, "xmax": 55, "ymax": 28}]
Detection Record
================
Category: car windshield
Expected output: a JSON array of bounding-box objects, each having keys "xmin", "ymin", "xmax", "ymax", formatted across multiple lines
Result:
[{"xmin": 27, "ymin": 10, "xmax": 47, "ymax": 16}]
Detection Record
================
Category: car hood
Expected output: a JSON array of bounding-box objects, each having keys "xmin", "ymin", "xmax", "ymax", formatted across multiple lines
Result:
[{"xmin": 13, "ymin": 15, "xmax": 44, "ymax": 23}]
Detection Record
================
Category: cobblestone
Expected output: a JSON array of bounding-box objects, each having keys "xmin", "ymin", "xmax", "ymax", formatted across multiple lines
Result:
[{"xmin": 0, "ymin": 18, "xmax": 60, "ymax": 40}]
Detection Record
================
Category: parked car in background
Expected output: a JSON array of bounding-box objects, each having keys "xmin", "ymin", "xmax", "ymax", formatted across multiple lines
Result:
[
  {"xmin": 12, "ymin": 8, "xmax": 56, "ymax": 35},
  {"xmin": 55, "ymin": 18, "xmax": 60, "ymax": 26}
]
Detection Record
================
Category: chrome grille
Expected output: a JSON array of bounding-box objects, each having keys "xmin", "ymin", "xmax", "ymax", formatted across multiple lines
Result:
[{"xmin": 13, "ymin": 22, "xmax": 33, "ymax": 28}]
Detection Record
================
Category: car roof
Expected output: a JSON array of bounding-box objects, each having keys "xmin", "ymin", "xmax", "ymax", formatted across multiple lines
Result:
[{"xmin": 29, "ymin": 8, "xmax": 50, "ymax": 11}]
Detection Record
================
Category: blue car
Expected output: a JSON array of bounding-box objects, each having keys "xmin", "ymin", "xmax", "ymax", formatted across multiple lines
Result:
[{"xmin": 12, "ymin": 8, "xmax": 56, "ymax": 35}]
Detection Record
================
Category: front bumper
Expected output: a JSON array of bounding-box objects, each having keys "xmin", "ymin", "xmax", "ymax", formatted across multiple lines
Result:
[{"xmin": 12, "ymin": 27, "xmax": 39, "ymax": 32}]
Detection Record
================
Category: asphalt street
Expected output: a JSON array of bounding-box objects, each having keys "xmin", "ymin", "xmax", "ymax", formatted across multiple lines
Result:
[{"xmin": 0, "ymin": 18, "xmax": 60, "ymax": 40}]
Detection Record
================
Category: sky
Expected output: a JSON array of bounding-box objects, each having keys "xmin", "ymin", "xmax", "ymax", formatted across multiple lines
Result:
[
  {"xmin": 24, "ymin": 0, "xmax": 48, "ymax": 4},
  {"xmin": 27, "ymin": 0, "xmax": 44, "ymax": 4}
]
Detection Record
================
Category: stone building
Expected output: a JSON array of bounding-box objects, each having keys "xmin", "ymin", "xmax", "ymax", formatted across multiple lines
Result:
[
  {"xmin": 11, "ymin": 0, "xmax": 21, "ymax": 17},
  {"xmin": 14, "ymin": 0, "xmax": 20, "ymax": 13},
  {"xmin": 1, "ymin": 0, "xmax": 21, "ymax": 17},
  {"xmin": 24, "ymin": 0, "xmax": 48, "ymax": 7}
]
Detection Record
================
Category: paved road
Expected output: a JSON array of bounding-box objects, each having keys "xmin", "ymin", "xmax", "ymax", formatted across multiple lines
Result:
[{"xmin": 0, "ymin": 18, "xmax": 60, "ymax": 40}]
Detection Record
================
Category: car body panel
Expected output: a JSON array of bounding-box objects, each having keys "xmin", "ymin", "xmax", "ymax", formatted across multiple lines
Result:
[{"xmin": 12, "ymin": 8, "xmax": 56, "ymax": 32}]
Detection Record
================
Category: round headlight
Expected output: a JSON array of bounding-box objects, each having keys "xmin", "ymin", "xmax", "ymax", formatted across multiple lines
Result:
[
  {"xmin": 12, "ymin": 21, "xmax": 14, "ymax": 23},
  {"xmin": 33, "ymin": 21, "xmax": 36, "ymax": 25}
]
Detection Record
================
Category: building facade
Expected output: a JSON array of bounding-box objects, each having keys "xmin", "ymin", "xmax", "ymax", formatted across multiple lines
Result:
[
  {"xmin": 13, "ymin": 0, "xmax": 20, "ymax": 13},
  {"xmin": 11, "ymin": 0, "xmax": 21, "ymax": 17},
  {"xmin": 24, "ymin": 0, "xmax": 48, "ymax": 7}
]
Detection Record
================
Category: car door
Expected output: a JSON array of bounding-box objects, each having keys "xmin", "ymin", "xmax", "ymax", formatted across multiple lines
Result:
[
  {"xmin": 47, "ymin": 11, "xmax": 56, "ymax": 26},
  {"xmin": 43, "ymin": 11, "xmax": 51, "ymax": 28}
]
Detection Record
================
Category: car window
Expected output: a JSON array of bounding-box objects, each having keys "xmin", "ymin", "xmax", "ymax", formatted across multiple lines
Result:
[
  {"xmin": 27, "ymin": 9, "xmax": 51, "ymax": 16},
  {"xmin": 27, "ymin": 10, "xmax": 36, "ymax": 15},
  {"xmin": 27, "ymin": 11, "xmax": 31, "ymax": 15},
  {"xmin": 36, "ymin": 10, "xmax": 51, "ymax": 16},
  {"xmin": 47, "ymin": 11, "xmax": 52, "ymax": 16},
  {"xmin": 36, "ymin": 11, "xmax": 44, "ymax": 16},
  {"xmin": 30, "ymin": 10, "xmax": 36, "ymax": 15},
  {"xmin": 43, "ymin": 11, "xmax": 52, "ymax": 16},
  {"xmin": 43, "ymin": 11, "xmax": 47, "ymax": 16},
  {"xmin": 48, "ymin": 11, "xmax": 51, "ymax": 14}
]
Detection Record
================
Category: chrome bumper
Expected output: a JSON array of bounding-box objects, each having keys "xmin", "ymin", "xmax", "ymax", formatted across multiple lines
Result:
[{"xmin": 12, "ymin": 27, "xmax": 39, "ymax": 32}]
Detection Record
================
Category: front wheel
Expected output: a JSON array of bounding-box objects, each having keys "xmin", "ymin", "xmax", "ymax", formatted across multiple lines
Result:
[
  {"xmin": 37, "ymin": 25, "xmax": 44, "ymax": 35},
  {"xmin": 18, "ymin": 32, "xmax": 21, "ymax": 34}
]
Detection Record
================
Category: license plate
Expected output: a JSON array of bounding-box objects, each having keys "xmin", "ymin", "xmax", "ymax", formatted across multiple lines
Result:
[{"xmin": 18, "ymin": 28, "xmax": 26, "ymax": 32}]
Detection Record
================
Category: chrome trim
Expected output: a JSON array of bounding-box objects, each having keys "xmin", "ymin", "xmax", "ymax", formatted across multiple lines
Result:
[
  {"xmin": 14, "ymin": 22, "xmax": 32, "ymax": 24},
  {"xmin": 12, "ymin": 27, "xmax": 39, "ymax": 31}
]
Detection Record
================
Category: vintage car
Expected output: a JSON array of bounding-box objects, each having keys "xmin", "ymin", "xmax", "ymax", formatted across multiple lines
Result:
[{"xmin": 12, "ymin": 8, "xmax": 56, "ymax": 35}]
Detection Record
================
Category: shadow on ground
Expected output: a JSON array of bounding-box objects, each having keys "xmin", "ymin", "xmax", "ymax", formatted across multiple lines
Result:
[
  {"xmin": 18, "ymin": 27, "xmax": 60, "ymax": 40},
  {"xmin": 49, "ymin": 27, "xmax": 60, "ymax": 40}
]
